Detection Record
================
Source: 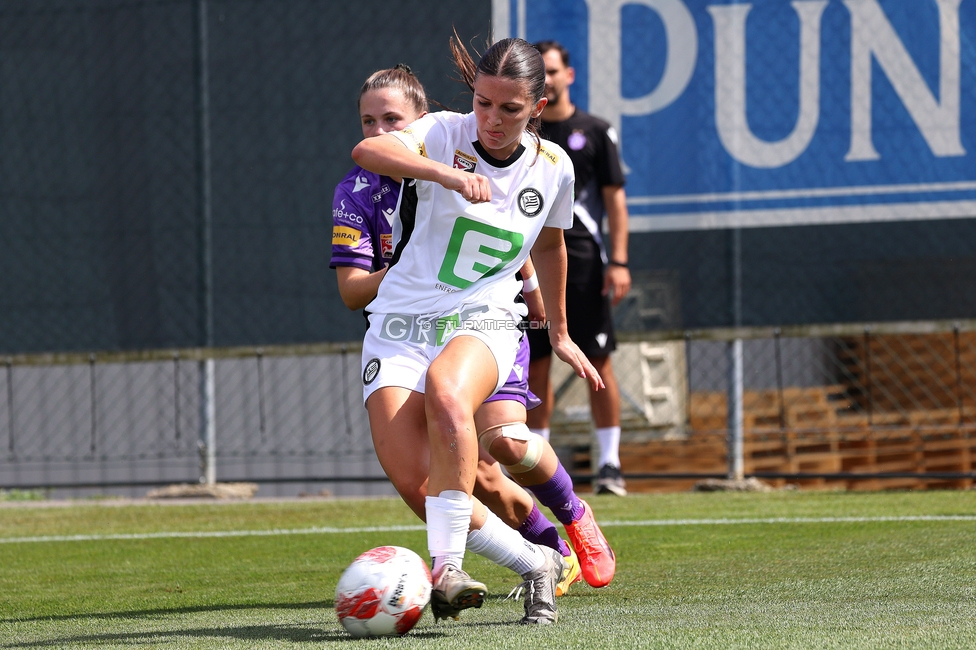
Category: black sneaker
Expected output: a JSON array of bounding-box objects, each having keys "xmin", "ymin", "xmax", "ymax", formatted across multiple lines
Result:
[{"xmin": 594, "ymin": 463, "xmax": 627, "ymax": 496}]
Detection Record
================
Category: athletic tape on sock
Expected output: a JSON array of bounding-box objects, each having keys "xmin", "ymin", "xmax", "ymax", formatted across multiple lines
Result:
[{"xmin": 426, "ymin": 494, "xmax": 472, "ymax": 558}]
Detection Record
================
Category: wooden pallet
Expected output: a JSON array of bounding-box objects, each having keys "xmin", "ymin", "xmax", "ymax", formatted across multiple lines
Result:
[
  {"xmin": 558, "ymin": 384, "xmax": 976, "ymax": 493},
  {"xmin": 615, "ymin": 426, "xmax": 975, "ymax": 493},
  {"xmin": 688, "ymin": 385, "xmax": 857, "ymax": 432},
  {"xmin": 838, "ymin": 332, "xmax": 976, "ymax": 412}
]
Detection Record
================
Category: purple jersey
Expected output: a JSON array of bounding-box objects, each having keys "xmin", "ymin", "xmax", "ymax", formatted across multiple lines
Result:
[{"xmin": 329, "ymin": 166, "xmax": 400, "ymax": 272}]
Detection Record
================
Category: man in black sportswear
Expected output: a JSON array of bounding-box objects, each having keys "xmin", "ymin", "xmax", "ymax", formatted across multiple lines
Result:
[{"xmin": 527, "ymin": 40, "xmax": 632, "ymax": 496}]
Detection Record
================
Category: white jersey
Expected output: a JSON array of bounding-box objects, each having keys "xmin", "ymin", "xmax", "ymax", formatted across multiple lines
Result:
[{"xmin": 368, "ymin": 111, "xmax": 575, "ymax": 317}]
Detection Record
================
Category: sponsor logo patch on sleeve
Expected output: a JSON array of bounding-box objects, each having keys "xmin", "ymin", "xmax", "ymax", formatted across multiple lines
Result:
[
  {"xmin": 332, "ymin": 226, "xmax": 361, "ymax": 246},
  {"xmin": 539, "ymin": 145, "xmax": 559, "ymax": 165},
  {"xmin": 398, "ymin": 128, "xmax": 427, "ymax": 157}
]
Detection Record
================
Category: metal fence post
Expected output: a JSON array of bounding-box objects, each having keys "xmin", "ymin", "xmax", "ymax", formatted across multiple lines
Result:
[
  {"xmin": 5, "ymin": 357, "xmax": 13, "ymax": 456},
  {"xmin": 195, "ymin": 0, "xmax": 216, "ymax": 485},
  {"xmin": 201, "ymin": 358, "xmax": 217, "ymax": 485},
  {"xmin": 954, "ymin": 324, "xmax": 963, "ymax": 425},
  {"xmin": 727, "ymin": 227, "xmax": 745, "ymax": 480},
  {"xmin": 174, "ymin": 352, "xmax": 181, "ymax": 442},
  {"xmin": 774, "ymin": 328, "xmax": 786, "ymax": 429},
  {"xmin": 257, "ymin": 348, "xmax": 267, "ymax": 439},
  {"xmin": 89, "ymin": 354, "xmax": 97, "ymax": 456},
  {"xmin": 727, "ymin": 339, "xmax": 744, "ymax": 480},
  {"xmin": 864, "ymin": 327, "xmax": 873, "ymax": 426}
]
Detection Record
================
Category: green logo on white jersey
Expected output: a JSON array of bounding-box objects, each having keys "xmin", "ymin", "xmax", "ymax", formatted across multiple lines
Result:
[{"xmin": 438, "ymin": 217, "xmax": 524, "ymax": 289}]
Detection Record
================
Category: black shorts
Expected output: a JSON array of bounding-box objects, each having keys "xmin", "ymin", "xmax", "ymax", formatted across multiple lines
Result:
[{"xmin": 528, "ymin": 234, "xmax": 616, "ymax": 361}]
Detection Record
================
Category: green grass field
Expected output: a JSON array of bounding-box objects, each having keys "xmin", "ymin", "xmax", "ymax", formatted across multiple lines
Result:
[{"xmin": 2, "ymin": 490, "xmax": 975, "ymax": 649}]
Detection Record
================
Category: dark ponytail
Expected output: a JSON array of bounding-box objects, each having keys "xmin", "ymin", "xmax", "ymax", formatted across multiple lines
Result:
[{"xmin": 449, "ymin": 30, "xmax": 546, "ymax": 151}]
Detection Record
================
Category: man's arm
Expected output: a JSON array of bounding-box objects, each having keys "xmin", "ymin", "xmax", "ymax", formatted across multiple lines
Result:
[{"xmin": 602, "ymin": 184, "xmax": 631, "ymax": 306}]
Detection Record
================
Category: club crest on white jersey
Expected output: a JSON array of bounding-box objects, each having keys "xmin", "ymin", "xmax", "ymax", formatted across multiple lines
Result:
[{"xmin": 517, "ymin": 188, "xmax": 544, "ymax": 217}]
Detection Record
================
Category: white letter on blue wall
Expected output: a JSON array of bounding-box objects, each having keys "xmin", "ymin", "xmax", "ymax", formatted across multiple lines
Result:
[
  {"xmin": 844, "ymin": 0, "xmax": 964, "ymax": 161},
  {"xmin": 586, "ymin": 0, "xmax": 698, "ymax": 163},
  {"xmin": 709, "ymin": 1, "xmax": 827, "ymax": 169}
]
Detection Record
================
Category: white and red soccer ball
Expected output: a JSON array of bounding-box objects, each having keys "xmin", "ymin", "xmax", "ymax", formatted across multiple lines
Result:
[{"xmin": 335, "ymin": 545, "xmax": 432, "ymax": 637}]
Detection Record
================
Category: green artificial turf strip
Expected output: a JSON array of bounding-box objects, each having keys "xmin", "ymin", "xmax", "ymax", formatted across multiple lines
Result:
[{"xmin": 1, "ymin": 491, "xmax": 975, "ymax": 649}]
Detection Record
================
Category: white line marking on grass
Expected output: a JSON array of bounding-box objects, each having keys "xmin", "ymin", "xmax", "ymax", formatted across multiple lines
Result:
[
  {"xmin": 0, "ymin": 525, "xmax": 426, "ymax": 545},
  {"xmin": 2, "ymin": 515, "xmax": 974, "ymax": 545},
  {"xmin": 603, "ymin": 515, "xmax": 976, "ymax": 527}
]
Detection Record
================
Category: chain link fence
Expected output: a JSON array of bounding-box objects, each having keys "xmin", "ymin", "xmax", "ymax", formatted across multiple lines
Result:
[
  {"xmin": 549, "ymin": 321, "xmax": 976, "ymax": 492},
  {"xmin": 0, "ymin": 344, "xmax": 389, "ymax": 498},
  {"xmin": 3, "ymin": 320, "xmax": 974, "ymax": 497}
]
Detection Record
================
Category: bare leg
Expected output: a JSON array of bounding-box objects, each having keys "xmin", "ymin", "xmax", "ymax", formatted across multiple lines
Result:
[
  {"xmin": 526, "ymin": 355, "xmax": 553, "ymax": 430},
  {"xmin": 425, "ymin": 336, "xmax": 498, "ymax": 498},
  {"xmin": 365, "ymin": 386, "xmax": 430, "ymax": 520},
  {"xmin": 366, "ymin": 385, "xmax": 533, "ymax": 528},
  {"xmin": 473, "ymin": 448, "xmax": 534, "ymax": 528},
  {"xmin": 588, "ymin": 355, "xmax": 620, "ymax": 428},
  {"xmin": 589, "ymin": 354, "xmax": 626, "ymax": 496},
  {"xmin": 475, "ymin": 400, "xmax": 558, "ymax": 487}
]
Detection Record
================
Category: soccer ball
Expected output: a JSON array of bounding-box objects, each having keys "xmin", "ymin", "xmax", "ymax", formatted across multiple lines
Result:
[{"xmin": 335, "ymin": 545, "xmax": 432, "ymax": 637}]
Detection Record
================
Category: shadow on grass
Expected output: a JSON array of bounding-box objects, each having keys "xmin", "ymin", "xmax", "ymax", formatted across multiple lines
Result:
[
  {"xmin": 2, "ymin": 599, "xmax": 525, "ymax": 647},
  {"xmin": 0, "ymin": 599, "xmax": 334, "ymax": 625},
  {"xmin": 1, "ymin": 619, "xmax": 524, "ymax": 648},
  {"xmin": 0, "ymin": 613, "xmax": 526, "ymax": 647},
  {"xmin": 1, "ymin": 622, "xmax": 453, "ymax": 647}
]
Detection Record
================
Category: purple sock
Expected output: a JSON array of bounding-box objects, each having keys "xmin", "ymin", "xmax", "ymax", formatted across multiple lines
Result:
[
  {"xmin": 529, "ymin": 463, "xmax": 584, "ymax": 526},
  {"xmin": 518, "ymin": 503, "xmax": 570, "ymax": 556}
]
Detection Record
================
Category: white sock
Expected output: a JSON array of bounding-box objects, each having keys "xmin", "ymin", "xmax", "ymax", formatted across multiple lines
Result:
[
  {"xmin": 529, "ymin": 427, "xmax": 550, "ymax": 442},
  {"xmin": 466, "ymin": 509, "xmax": 546, "ymax": 577},
  {"xmin": 426, "ymin": 490, "xmax": 472, "ymax": 579},
  {"xmin": 596, "ymin": 426, "xmax": 621, "ymax": 468}
]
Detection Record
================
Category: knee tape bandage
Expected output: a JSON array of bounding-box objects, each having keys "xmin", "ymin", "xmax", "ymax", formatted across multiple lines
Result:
[{"xmin": 477, "ymin": 422, "xmax": 543, "ymax": 474}]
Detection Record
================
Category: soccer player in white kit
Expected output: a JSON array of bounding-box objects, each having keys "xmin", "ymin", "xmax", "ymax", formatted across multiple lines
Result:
[
  {"xmin": 352, "ymin": 36, "xmax": 603, "ymax": 625},
  {"xmin": 333, "ymin": 63, "xmax": 614, "ymax": 599}
]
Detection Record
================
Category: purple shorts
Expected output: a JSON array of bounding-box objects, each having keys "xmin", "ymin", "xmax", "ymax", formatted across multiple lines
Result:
[{"xmin": 485, "ymin": 334, "xmax": 540, "ymax": 410}]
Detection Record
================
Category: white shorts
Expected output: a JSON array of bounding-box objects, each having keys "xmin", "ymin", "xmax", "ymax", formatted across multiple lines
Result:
[{"xmin": 361, "ymin": 304, "xmax": 523, "ymax": 404}]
